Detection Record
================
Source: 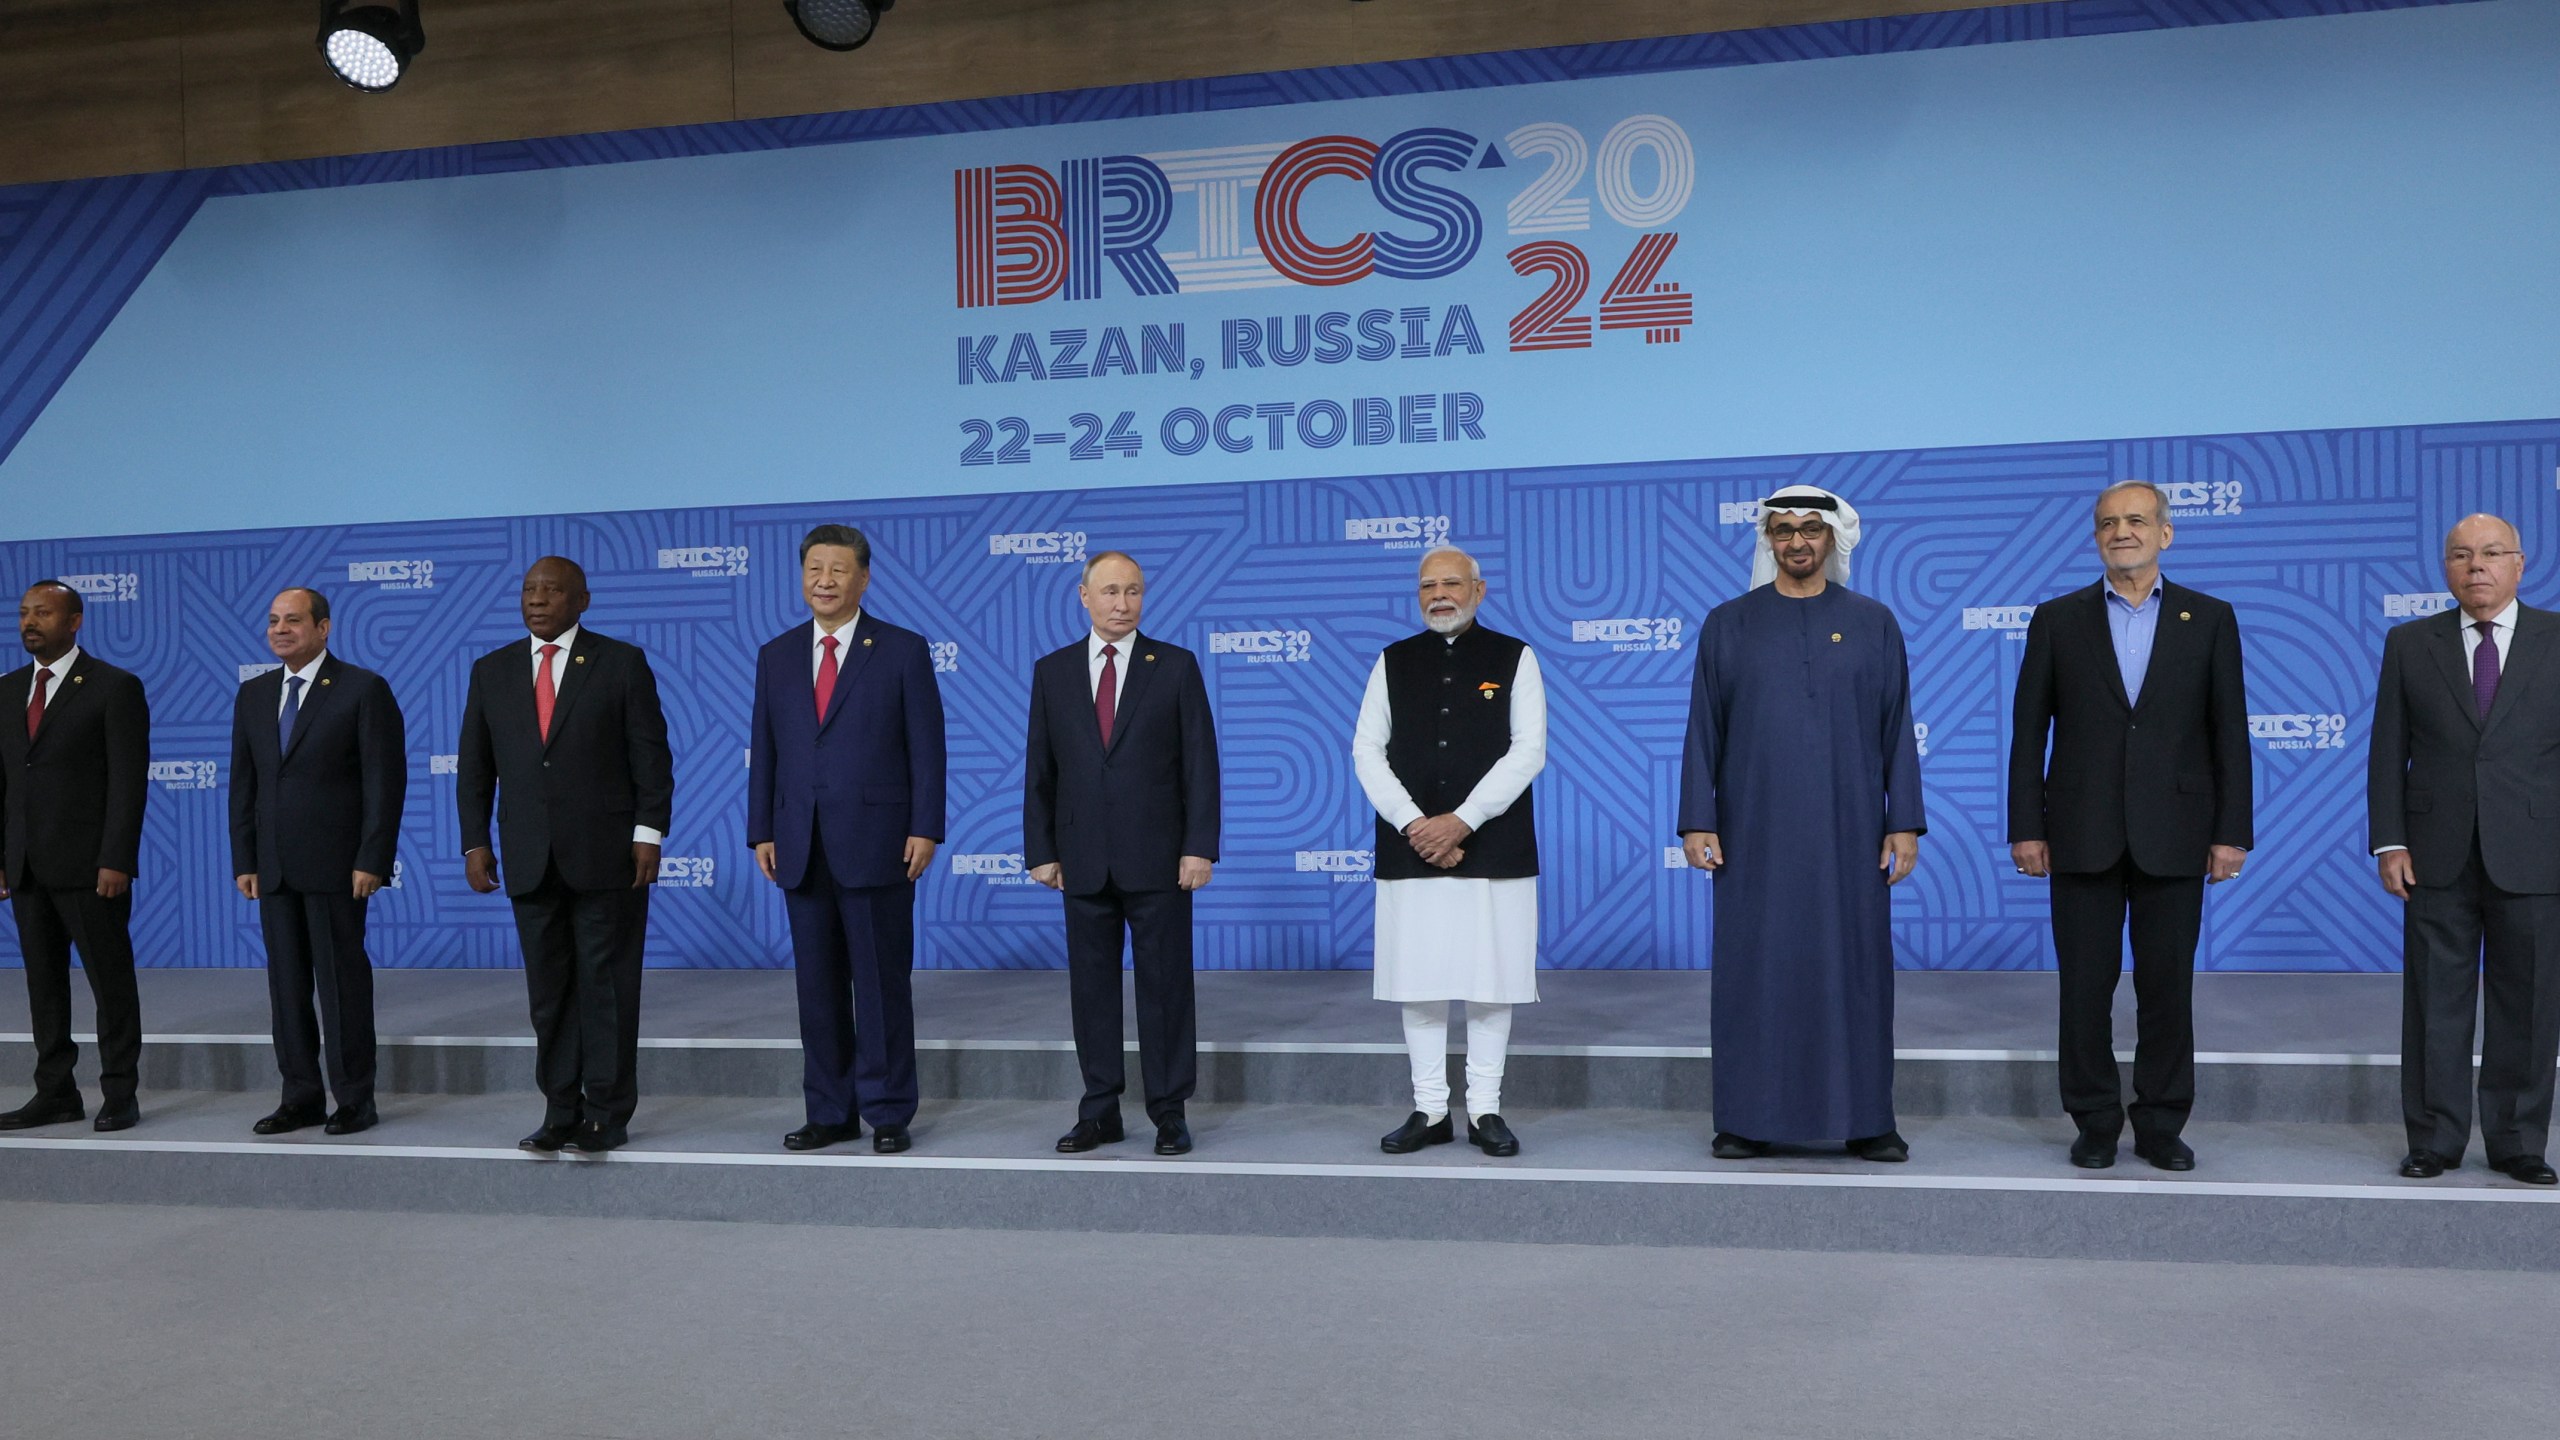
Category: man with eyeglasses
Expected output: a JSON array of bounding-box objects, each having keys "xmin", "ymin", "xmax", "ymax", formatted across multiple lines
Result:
[
  {"xmin": 2369, "ymin": 513, "xmax": 2560, "ymax": 1185},
  {"xmin": 1679, "ymin": 486, "xmax": 1925, "ymax": 1163},
  {"xmin": 2008, "ymin": 480, "xmax": 2252, "ymax": 1173}
]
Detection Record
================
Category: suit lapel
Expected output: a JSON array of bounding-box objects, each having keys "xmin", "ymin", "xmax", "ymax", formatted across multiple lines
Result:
[
  {"xmin": 2132, "ymin": 583, "xmax": 2199, "ymax": 717},
  {"xmin": 2426, "ymin": 611, "xmax": 2484, "ymax": 732},
  {"xmin": 2481, "ymin": 607, "xmax": 2547, "ymax": 738},
  {"xmin": 817, "ymin": 615, "xmax": 880, "ymax": 737},
  {"xmin": 1104, "ymin": 631, "xmax": 1155, "ymax": 754},
  {"xmin": 543, "ymin": 631, "xmax": 598, "ymax": 750},
  {"xmin": 279, "ymin": 656, "xmax": 336, "ymax": 761},
  {"xmin": 27, "ymin": 655, "xmax": 91, "ymax": 754},
  {"xmin": 2077, "ymin": 587, "xmax": 2132, "ymax": 713}
]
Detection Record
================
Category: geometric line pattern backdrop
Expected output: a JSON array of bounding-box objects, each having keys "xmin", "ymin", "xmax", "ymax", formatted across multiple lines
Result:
[{"xmin": 1, "ymin": 415, "xmax": 2549, "ymax": 973}]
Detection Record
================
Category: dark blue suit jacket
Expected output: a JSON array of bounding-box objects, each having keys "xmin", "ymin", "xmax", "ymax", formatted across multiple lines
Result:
[
  {"xmin": 1022, "ymin": 632, "xmax": 1219, "ymax": 895},
  {"xmin": 749, "ymin": 613, "xmax": 947, "ymax": 890},
  {"xmin": 229, "ymin": 656, "xmax": 407, "ymax": 893}
]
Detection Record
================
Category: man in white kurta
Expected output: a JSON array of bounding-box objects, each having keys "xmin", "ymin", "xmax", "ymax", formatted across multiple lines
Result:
[{"xmin": 1353, "ymin": 546, "xmax": 1547, "ymax": 1157}]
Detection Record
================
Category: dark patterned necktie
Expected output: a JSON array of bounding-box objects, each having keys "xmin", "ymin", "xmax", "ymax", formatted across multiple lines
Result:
[
  {"xmin": 1096, "ymin": 645, "xmax": 1118, "ymax": 746},
  {"xmin": 280, "ymin": 674, "xmax": 305, "ymax": 748},
  {"xmin": 2475, "ymin": 620, "xmax": 2500, "ymax": 720}
]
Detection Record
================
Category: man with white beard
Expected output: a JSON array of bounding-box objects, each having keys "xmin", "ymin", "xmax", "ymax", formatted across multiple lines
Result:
[{"xmin": 1352, "ymin": 546, "xmax": 1548, "ymax": 1157}]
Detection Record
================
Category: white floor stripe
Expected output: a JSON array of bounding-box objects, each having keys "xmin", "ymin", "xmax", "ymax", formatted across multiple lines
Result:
[{"xmin": 2, "ymin": 1134, "xmax": 2552, "ymax": 1204}]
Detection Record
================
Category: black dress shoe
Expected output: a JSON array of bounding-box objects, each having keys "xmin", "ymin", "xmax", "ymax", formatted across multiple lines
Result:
[
  {"xmin": 2397, "ymin": 1149, "xmax": 2447, "ymax": 1179},
  {"xmin": 567, "ymin": 1121, "xmax": 627, "ymax": 1153},
  {"xmin": 322, "ymin": 1104, "xmax": 378, "ymax": 1136},
  {"xmin": 1847, "ymin": 1130, "xmax": 1909, "ymax": 1163},
  {"xmin": 1153, "ymin": 1118, "xmax": 1192, "ymax": 1156},
  {"xmin": 2493, "ymin": 1155, "xmax": 2559, "ymax": 1186},
  {"xmin": 1380, "ymin": 1111, "xmax": 1454, "ymax": 1154},
  {"xmin": 519, "ymin": 1122, "xmax": 577, "ymax": 1153},
  {"xmin": 0, "ymin": 1097, "xmax": 85, "ymax": 1130},
  {"xmin": 784, "ymin": 1120, "xmax": 861, "ymax": 1152},
  {"xmin": 1711, "ymin": 1132, "xmax": 1772, "ymax": 1160},
  {"xmin": 1056, "ymin": 1116, "xmax": 1125, "ymax": 1153},
  {"xmin": 2069, "ymin": 1129, "xmax": 2118, "ymax": 1169},
  {"xmin": 91, "ymin": 1102, "xmax": 140, "ymax": 1133},
  {"xmin": 1467, "ymin": 1114, "xmax": 1521, "ymax": 1157},
  {"xmin": 254, "ymin": 1103, "xmax": 327, "ymax": 1136},
  {"xmin": 871, "ymin": 1125, "xmax": 912, "ymax": 1154},
  {"xmin": 2133, "ymin": 1135, "xmax": 2195, "ymax": 1172}
]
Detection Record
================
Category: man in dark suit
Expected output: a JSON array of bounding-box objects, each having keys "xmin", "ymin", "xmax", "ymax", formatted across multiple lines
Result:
[
  {"xmin": 457, "ymin": 557, "xmax": 673, "ymax": 1155},
  {"xmin": 229, "ymin": 587, "xmax": 405, "ymax": 1137},
  {"xmin": 2010, "ymin": 481, "xmax": 2252, "ymax": 1172},
  {"xmin": 0, "ymin": 579, "xmax": 150, "ymax": 1132},
  {"xmin": 1024, "ymin": 551, "xmax": 1219, "ymax": 1157},
  {"xmin": 749, "ymin": 525, "xmax": 945, "ymax": 1155},
  {"xmin": 2369, "ymin": 513, "xmax": 2560, "ymax": 1185}
]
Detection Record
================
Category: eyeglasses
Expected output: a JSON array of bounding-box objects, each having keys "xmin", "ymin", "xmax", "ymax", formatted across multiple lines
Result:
[
  {"xmin": 2445, "ymin": 548, "xmax": 2521, "ymax": 565},
  {"xmin": 1766, "ymin": 522, "xmax": 1830, "ymax": 543}
]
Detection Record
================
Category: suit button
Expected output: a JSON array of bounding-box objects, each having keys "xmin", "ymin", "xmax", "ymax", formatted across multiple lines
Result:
[
  {"xmin": 543, "ymin": 760, "xmax": 551, "ymax": 767},
  {"xmin": 1441, "ymin": 675, "xmax": 1452, "ymax": 684},
  {"xmin": 1439, "ymin": 707, "xmax": 1449, "ymax": 715},
  {"xmin": 1437, "ymin": 740, "xmax": 1448, "ymax": 748}
]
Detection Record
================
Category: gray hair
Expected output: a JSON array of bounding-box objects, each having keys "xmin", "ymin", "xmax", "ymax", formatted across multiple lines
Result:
[
  {"xmin": 799, "ymin": 524, "xmax": 871, "ymax": 568},
  {"xmin": 1418, "ymin": 545, "xmax": 1481, "ymax": 581},
  {"xmin": 2093, "ymin": 480, "xmax": 2169, "ymax": 526},
  {"xmin": 1080, "ymin": 550, "xmax": 1142, "ymax": 584}
]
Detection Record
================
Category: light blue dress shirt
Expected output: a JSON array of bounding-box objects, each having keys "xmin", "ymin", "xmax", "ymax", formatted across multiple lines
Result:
[{"xmin": 2105, "ymin": 574, "xmax": 2163, "ymax": 705}]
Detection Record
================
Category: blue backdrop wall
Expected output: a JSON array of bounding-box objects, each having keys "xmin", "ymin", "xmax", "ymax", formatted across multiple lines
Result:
[{"xmin": 0, "ymin": 0, "xmax": 2554, "ymax": 971}]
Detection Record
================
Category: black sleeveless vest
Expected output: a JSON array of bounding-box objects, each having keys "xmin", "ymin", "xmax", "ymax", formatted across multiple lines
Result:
[{"xmin": 1373, "ymin": 623, "xmax": 1538, "ymax": 881}]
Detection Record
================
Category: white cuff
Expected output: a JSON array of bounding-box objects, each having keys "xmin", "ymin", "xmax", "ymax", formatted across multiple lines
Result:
[{"xmin": 632, "ymin": 826, "xmax": 664, "ymax": 846}]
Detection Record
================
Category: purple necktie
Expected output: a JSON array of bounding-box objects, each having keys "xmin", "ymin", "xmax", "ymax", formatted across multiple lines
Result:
[{"xmin": 2475, "ymin": 620, "xmax": 2501, "ymax": 720}]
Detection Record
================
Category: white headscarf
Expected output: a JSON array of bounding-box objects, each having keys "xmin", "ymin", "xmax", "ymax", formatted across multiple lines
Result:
[{"xmin": 1749, "ymin": 485, "xmax": 1862, "ymax": 590}]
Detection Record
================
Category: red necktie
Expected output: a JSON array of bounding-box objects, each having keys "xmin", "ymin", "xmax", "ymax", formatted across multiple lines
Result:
[
  {"xmin": 26, "ymin": 669, "xmax": 49, "ymax": 739},
  {"xmin": 1096, "ymin": 644, "xmax": 1119, "ymax": 746},
  {"xmin": 534, "ymin": 643, "xmax": 560, "ymax": 740},
  {"xmin": 815, "ymin": 634, "xmax": 841, "ymax": 720}
]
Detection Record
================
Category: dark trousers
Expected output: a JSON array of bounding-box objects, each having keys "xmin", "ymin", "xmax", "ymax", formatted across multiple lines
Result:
[
  {"xmin": 258, "ymin": 888, "xmax": 377, "ymax": 1112},
  {"xmin": 509, "ymin": 866, "xmax": 649, "ymax": 1130},
  {"xmin": 1065, "ymin": 882, "xmax": 1197, "ymax": 1126},
  {"xmin": 785, "ymin": 828, "xmax": 917, "ymax": 1130},
  {"xmin": 2403, "ymin": 840, "xmax": 2560, "ymax": 1165},
  {"xmin": 2052, "ymin": 856, "xmax": 2202, "ymax": 1141},
  {"xmin": 11, "ymin": 885, "xmax": 141, "ymax": 1108}
]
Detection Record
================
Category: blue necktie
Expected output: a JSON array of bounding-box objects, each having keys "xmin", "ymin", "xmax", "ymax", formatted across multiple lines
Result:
[{"xmin": 279, "ymin": 674, "xmax": 305, "ymax": 749}]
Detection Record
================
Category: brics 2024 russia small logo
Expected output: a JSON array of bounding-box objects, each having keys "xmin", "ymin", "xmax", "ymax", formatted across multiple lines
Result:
[
  {"xmin": 61, "ymin": 573, "xmax": 140, "ymax": 603},
  {"xmin": 2383, "ymin": 592, "xmax": 2456, "ymax": 619},
  {"xmin": 1962, "ymin": 605, "xmax": 2037, "ymax": 637},
  {"xmin": 1209, "ymin": 629, "xmax": 1313, "ymax": 664},
  {"xmin": 654, "ymin": 857, "xmax": 716, "ymax": 888},
  {"xmin": 1295, "ymin": 849, "xmax": 1373, "ymax": 883},
  {"xmin": 988, "ymin": 530, "xmax": 1089, "ymax": 565},
  {"xmin": 2250, "ymin": 713, "xmax": 2348, "ymax": 751},
  {"xmin": 950, "ymin": 853, "xmax": 1029, "ymax": 884},
  {"xmin": 1717, "ymin": 502, "xmax": 1762, "ymax": 526},
  {"xmin": 348, "ymin": 559, "xmax": 434, "ymax": 591},
  {"xmin": 930, "ymin": 641, "xmax": 961, "ymax": 674},
  {"xmin": 428, "ymin": 754, "xmax": 459, "ymax": 775},
  {"xmin": 1570, "ymin": 617, "xmax": 1683, "ymax": 652},
  {"xmin": 2160, "ymin": 480, "xmax": 2245, "ymax": 518},
  {"xmin": 657, "ymin": 546, "xmax": 749, "ymax": 578},
  {"xmin": 148, "ymin": 760, "xmax": 217, "ymax": 791},
  {"xmin": 1343, "ymin": 515, "xmax": 1451, "ymax": 550}
]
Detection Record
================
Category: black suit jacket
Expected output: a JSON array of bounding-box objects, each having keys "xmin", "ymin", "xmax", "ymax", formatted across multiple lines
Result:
[
  {"xmin": 1022, "ymin": 633, "xmax": 1219, "ymax": 895},
  {"xmin": 0, "ymin": 653, "xmax": 151, "ymax": 889},
  {"xmin": 2008, "ymin": 580, "xmax": 2253, "ymax": 876},
  {"xmin": 2368, "ymin": 604, "xmax": 2560, "ymax": 894},
  {"xmin": 229, "ymin": 656, "xmax": 407, "ymax": 893},
  {"xmin": 456, "ymin": 630, "xmax": 674, "ymax": 897}
]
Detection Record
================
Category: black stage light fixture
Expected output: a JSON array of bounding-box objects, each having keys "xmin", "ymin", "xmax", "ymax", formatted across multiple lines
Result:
[
  {"xmin": 785, "ymin": 0, "xmax": 894, "ymax": 51},
  {"xmin": 318, "ymin": 0, "xmax": 425, "ymax": 92}
]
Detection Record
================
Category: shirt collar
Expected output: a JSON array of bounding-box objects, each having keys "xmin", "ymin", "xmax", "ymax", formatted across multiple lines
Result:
[
  {"xmin": 282, "ymin": 651, "xmax": 328, "ymax": 684},
  {"xmin": 36, "ymin": 645, "xmax": 80, "ymax": 677},
  {"xmin": 813, "ymin": 611, "xmax": 862, "ymax": 645},
  {"xmin": 2479, "ymin": 600, "xmax": 2521, "ymax": 632},
  {"xmin": 2104, "ymin": 574, "xmax": 2164, "ymax": 610},
  {"xmin": 1090, "ymin": 628, "xmax": 1135, "ymax": 659},
  {"xmin": 530, "ymin": 625, "xmax": 581, "ymax": 654}
]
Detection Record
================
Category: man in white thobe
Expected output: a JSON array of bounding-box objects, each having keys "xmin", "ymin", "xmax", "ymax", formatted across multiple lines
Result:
[{"xmin": 1353, "ymin": 546, "xmax": 1547, "ymax": 1157}]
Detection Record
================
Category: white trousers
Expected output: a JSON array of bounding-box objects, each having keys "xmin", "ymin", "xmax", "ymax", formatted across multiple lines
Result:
[{"xmin": 1402, "ymin": 1000, "xmax": 1513, "ymax": 1121}]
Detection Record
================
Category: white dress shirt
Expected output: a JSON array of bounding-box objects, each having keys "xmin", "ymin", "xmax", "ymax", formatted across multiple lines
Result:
[
  {"xmin": 811, "ymin": 611, "xmax": 862, "ymax": 680},
  {"xmin": 2375, "ymin": 599, "xmax": 2519, "ymax": 856},
  {"xmin": 1087, "ymin": 629, "xmax": 1136, "ymax": 699},
  {"xmin": 1352, "ymin": 634, "xmax": 1549, "ymax": 835},
  {"xmin": 523, "ymin": 625, "xmax": 660, "ymax": 847},
  {"xmin": 276, "ymin": 651, "xmax": 328, "ymax": 716},
  {"xmin": 25, "ymin": 645, "xmax": 79, "ymax": 706}
]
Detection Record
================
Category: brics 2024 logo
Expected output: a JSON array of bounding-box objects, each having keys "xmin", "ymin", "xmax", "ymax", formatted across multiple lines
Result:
[
  {"xmin": 950, "ymin": 853, "xmax": 1030, "ymax": 884},
  {"xmin": 654, "ymin": 857, "xmax": 716, "ymax": 888},
  {"xmin": 1296, "ymin": 850, "xmax": 1373, "ymax": 883},
  {"xmin": 657, "ymin": 546, "xmax": 749, "ymax": 578},
  {"xmin": 1210, "ymin": 629, "xmax": 1313, "ymax": 664},
  {"xmin": 930, "ymin": 641, "xmax": 961, "ymax": 674},
  {"xmin": 988, "ymin": 530, "xmax": 1089, "ymax": 564},
  {"xmin": 62, "ymin": 572, "xmax": 139, "ymax": 603},
  {"xmin": 148, "ymin": 760, "xmax": 216, "ymax": 791},
  {"xmin": 2251, "ymin": 713, "xmax": 2348, "ymax": 750},
  {"xmin": 1571, "ymin": 617, "xmax": 1683, "ymax": 652},
  {"xmin": 1344, "ymin": 515, "xmax": 1451, "ymax": 549},
  {"xmin": 1962, "ymin": 605, "xmax": 2037, "ymax": 636},
  {"xmin": 348, "ymin": 559, "xmax": 434, "ymax": 591},
  {"xmin": 2383, "ymin": 592, "xmax": 2456, "ymax": 619}
]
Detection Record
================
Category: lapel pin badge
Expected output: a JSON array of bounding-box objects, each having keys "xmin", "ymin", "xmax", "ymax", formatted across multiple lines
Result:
[
  {"xmin": 320, "ymin": 678, "xmax": 332, "ymax": 686},
  {"xmin": 862, "ymin": 637, "xmax": 874, "ymax": 648},
  {"xmin": 1145, "ymin": 653, "xmax": 1156, "ymax": 662},
  {"xmin": 2179, "ymin": 611, "xmax": 2192, "ymax": 621},
  {"xmin": 1831, "ymin": 632, "xmax": 1843, "ymax": 642},
  {"xmin": 575, "ymin": 655, "xmax": 588, "ymax": 664},
  {"xmin": 72, "ymin": 674, "xmax": 85, "ymax": 684}
]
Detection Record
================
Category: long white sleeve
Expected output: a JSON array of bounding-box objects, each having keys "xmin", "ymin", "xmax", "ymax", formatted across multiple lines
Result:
[
  {"xmin": 1454, "ymin": 646, "xmax": 1547, "ymax": 832},
  {"xmin": 1352, "ymin": 657, "xmax": 1425, "ymax": 832}
]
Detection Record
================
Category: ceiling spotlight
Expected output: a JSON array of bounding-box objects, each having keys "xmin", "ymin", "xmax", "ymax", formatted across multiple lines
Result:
[
  {"xmin": 318, "ymin": 0, "xmax": 424, "ymax": 92},
  {"xmin": 785, "ymin": 0, "xmax": 893, "ymax": 51}
]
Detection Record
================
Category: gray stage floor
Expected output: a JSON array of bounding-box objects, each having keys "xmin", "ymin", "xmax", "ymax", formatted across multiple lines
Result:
[
  {"xmin": 0, "ymin": 966, "xmax": 2406, "ymax": 1055},
  {"xmin": 4, "ymin": 1198, "xmax": 2554, "ymax": 1440}
]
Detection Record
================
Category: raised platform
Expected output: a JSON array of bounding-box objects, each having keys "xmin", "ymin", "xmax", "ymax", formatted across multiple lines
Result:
[{"xmin": 5, "ymin": 969, "xmax": 2553, "ymax": 1269}]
